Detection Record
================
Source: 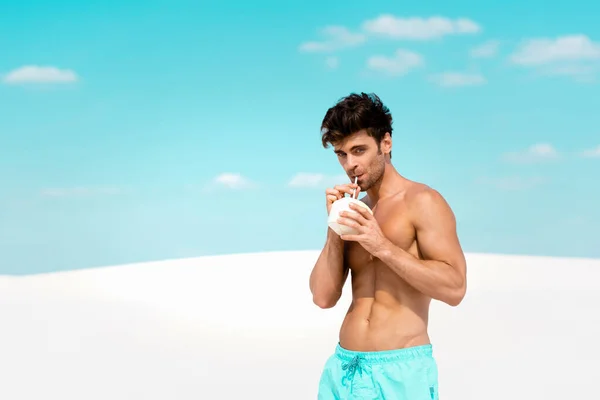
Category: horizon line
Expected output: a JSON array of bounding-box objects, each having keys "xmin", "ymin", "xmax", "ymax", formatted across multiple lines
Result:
[{"xmin": 2, "ymin": 248, "xmax": 599, "ymax": 278}]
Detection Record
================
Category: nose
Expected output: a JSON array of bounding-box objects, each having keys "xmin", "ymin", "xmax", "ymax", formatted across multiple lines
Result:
[
  {"xmin": 345, "ymin": 156, "xmax": 359, "ymax": 174},
  {"xmin": 346, "ymin": 154, "xmax": 359, "ymax": 169}
]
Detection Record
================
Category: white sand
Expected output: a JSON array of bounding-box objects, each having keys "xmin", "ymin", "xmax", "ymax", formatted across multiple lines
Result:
[{"xmin": 1, "ymin": 250, "xmax": 599, "ymax": 399}]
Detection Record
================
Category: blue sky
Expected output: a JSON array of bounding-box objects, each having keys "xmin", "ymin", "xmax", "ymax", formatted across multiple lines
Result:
[{"xmin": 1, "ymin": 0, "xmax": 599, "ymax": 274}]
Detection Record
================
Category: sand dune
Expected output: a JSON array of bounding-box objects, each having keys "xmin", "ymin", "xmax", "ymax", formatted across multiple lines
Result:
[{"xmin": 1, "ymin": 250, "xmax": 599, "ymax": 399}]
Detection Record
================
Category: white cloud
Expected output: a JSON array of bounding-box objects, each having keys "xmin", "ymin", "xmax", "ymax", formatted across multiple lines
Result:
[
  {"xmin": 510, "ymin": 35, "xmax": 600, "ymax": 66},
  {"xmin": 325, "ymin": 56, "xmax": 339, "ymax": 69},
  {"xmin": 502, "ymin": 143, "xmax": 560, "ymax": 164},
  {"xmin": 509, "ymin": 35, "xmax": 600, "ymax": 81},
  {"xmin": 299, "ymin": 26, "xmax": 366, "ymax": 53},
  {"xmin": 470, "ymin": 40, "xmax": 500, "ymax": 58},
  {"xmin": 3, "ymin": 65, "xmax": 78, "ymax": 84},
  {"xmin": 476, "ymin": 176, "xmax": 546, "ymax": 191},
  {"xmin": 367, "ymin": 49, "xmax": 424, "ymax": 76},
  {"xmin": 537, "ymin": 64, "xmax": 598, "ymax": 83},
  {"xmin": 581, "ymin": 145, "xmax": 600, "ymax": 158},
  {"xmin": 40, "ymin": 186, "xmax": 121, "ymax": 197},
  {"xmin": 287, "ymin": 172, "xmax": 349, "ymax": 188},
  {"xmin": 212, "ymin": 173, "xmax": 254, "ymax": 189},
  {"xmin": 430, "ymin": 72, "xmax": 486, "ymax": 87},
  {"xmin": 362, "ymin": 15, "xmax": 481, "ymax": 40}
]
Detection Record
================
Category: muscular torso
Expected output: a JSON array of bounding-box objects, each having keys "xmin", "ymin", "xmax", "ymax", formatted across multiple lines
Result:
[{"xmin": 339, "ymin": 185, "xmax": 431, "ymax": 351}]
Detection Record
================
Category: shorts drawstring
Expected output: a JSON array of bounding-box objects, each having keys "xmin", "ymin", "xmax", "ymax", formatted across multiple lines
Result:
[{"xmin": 341, "ymin": 355, "xmax": 365, "ymax": 391}]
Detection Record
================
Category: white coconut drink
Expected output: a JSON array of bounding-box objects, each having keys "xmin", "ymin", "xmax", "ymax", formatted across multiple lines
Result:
[{"xmin": 327, "ymin": 177, "xmax": 374, "ymax": 236}]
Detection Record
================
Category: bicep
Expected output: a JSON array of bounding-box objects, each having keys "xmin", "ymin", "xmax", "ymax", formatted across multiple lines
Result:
[{"xmin": 413, "ymin": 189, "xmax": 466, "ymax": 273}]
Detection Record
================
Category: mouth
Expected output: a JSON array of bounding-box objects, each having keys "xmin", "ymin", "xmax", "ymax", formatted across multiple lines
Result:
[{"xmin": 353, "ymin": 174, "xmax": 365, "ymax": 184}]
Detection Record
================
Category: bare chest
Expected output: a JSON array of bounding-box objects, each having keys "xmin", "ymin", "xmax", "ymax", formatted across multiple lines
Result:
[{"xmin": 345, "ymin": 201, "xmax": 416, "ymax": 271}]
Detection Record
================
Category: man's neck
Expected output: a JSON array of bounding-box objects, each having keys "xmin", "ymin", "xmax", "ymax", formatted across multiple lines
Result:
[{"xmin": 366, "ymin": 163, "xmax": 405, "ymax": 204}]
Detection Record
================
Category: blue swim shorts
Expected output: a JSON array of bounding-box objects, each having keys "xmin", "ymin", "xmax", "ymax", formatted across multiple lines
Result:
[{"xmin": 317, "ymin": 343, "xmax": 439, "ymax": 399}]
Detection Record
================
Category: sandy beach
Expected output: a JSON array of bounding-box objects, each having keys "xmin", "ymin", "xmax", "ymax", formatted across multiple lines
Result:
[{"xmin": 1, "ymin": 250, "xmax": 598, "ymax": 399}]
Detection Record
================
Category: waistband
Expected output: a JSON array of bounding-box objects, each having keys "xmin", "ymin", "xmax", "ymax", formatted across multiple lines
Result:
[{"xmin": 335, "ymin": 342, "xmax": 433, "ymax": 364}]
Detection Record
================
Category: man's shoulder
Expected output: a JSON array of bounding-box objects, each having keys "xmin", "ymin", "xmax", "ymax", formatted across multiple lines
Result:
[
  {"xmin": 404, "ymin": 181, "xmax": 450, "ymax": 215},
  {"xmin": 405, "ymin": 181, "xmax": 441, "ymax": 202}
]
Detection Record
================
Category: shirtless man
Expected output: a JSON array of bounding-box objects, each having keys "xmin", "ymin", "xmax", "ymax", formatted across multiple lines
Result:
[{"xmin": 310, "ymin": 93, "xmax": 467, "ymax": 399}]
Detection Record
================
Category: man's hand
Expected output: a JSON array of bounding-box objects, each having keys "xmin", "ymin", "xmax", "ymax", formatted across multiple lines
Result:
[
  {"xmin": 337, "ymin": 202, "xmax": 389, "ymax": 256},
  {"xmin": 325, "ymin": 183, "xmax": 360, "ymax": 215}
]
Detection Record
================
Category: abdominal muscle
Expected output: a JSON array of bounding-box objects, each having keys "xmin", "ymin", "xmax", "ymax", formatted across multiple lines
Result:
[{"xmin": 338, "ymin": 261, "xmax": 431, "ymax": 352}]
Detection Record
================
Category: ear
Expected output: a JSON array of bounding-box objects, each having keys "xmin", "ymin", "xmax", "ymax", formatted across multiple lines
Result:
[{"xmin": 381, "ymin": 132, "xmax": 392, "ymax": 155}]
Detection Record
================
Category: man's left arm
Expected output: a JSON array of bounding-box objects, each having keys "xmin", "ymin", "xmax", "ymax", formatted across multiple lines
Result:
[{"xmin": 373, "ymin": 188, "xmax": 467, "ymax": 306}]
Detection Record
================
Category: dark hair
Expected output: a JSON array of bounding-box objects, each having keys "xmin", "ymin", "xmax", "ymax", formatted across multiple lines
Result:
[{"xmin": 321, "ymin": 92, "xmax": 393, "ymax": 158}]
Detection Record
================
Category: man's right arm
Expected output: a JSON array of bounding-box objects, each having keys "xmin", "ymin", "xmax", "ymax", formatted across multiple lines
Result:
[{"xmin": 309, "ymin": 228, "xmax": 348, "ymax": 309}]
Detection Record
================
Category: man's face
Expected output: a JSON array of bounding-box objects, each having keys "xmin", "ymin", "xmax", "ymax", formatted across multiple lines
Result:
[{"xmin": 333, "ymin": 130, "xmax": 390, "ymax": 191}]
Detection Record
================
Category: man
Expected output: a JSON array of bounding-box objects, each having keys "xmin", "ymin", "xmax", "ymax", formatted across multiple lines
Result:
[{"xmin": 309, "ymin": 93, "xmax": 467, "ymax": 399}]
